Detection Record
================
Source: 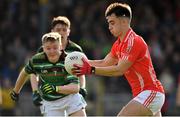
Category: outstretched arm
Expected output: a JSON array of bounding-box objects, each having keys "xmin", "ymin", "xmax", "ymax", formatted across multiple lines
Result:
[
  {"xmin": 13, "ymin": 68, "xmax": 29, "ymax": 93},
  {"xmin": 94, "ymin": 59, "xmax": 132, "ymax": 77},
  {"xmin": 72, "ymin": 55, "xmax": 132, "ymax": 77}
]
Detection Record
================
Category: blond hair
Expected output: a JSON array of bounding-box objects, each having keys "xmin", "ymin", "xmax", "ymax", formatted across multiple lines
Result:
[{"xmin": 42, "ymin": 32, "xmax": 61, "ymax": 45}]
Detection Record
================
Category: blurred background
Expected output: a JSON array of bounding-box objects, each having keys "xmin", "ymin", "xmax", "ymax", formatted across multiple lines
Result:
[{"xmin": 0, "ymin": 0, "xmax": 180, "ymax": 116}]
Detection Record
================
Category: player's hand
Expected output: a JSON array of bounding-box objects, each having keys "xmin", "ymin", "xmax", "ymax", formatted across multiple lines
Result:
[
  {"xmin": 79, "ymin": 88, "xmax": 87, "ymax": 98},
  {"xmin": 72, "ymin": 57, "xmax": 95, "ymax": 77},
  {"xmin": 32, "ymin": 90, "xmax": 42, "ymax": 106},
  {"xmin": 41, "ymin": 83, "xmax": 58, "ymax": 94},
  {"xmin": 10, "ymin": 90, "xmax": 19, "ymax": 102}
]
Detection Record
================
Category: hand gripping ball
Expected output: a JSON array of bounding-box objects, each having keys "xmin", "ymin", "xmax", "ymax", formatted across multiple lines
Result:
[{"xmin": 64, "ymin": 51, "xmax": 87, "ymax": 75}]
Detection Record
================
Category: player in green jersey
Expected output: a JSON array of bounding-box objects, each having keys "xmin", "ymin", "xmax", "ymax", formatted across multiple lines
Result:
[
  {"xmin": 10, "ymin": 32, "xmax": 87, "ymax": 116},
  {"xmin": 30, "ymin": 16, "xmax": 87, "ymax": 109}
]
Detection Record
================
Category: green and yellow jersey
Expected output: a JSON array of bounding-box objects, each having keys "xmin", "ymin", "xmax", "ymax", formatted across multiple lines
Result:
[
  {"xmin": 25, "ymin": 40, "xmax": 83, "ymax": 101},
  {"xmin": 24, "ymin": 51, "xmax": 79, "ymax": 101}
]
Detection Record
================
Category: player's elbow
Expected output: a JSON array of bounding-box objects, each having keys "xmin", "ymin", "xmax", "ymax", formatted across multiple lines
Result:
[
  {"xmin": 115, "ymin": 65, "xmax": 128, "ymax": 76},
  {"xmin": 74, "ymin": 87, "xmax": 80, "ymax": 93}
]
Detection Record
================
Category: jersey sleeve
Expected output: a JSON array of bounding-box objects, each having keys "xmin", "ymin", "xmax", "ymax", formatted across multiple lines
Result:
[
  {"xmin": 67, "ymin": 40, "xmax": 83, "ymax": 52},
  {"xmin": 110, "ymin": 41, "xmax": 118, "ymax": 59},
  {"xmin": 36, "ymin": 46, "xmax": 43, "ymax": 53},
  {"xmin": 122, "ymin": 37, "xmax": 144, "ymax": 63},
  {"xmin": 24, "ymin": 59, "xmax": 36, "ymax": 74},
  {"xmin": 66, "ymin": 75, "xmax": 79, "ymax": 84}
]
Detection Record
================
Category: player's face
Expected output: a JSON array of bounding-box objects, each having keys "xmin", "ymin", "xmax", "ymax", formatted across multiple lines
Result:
[
  {"xmin": 106, "ymin": 14, "xmax": 123, "ymax": 37},
  {"xmin": 43, "ymin": 41, "xmax": 62, "ymax": 63},
  {"xmin": 52, "ymin": 24, "xmax": 70, "ymax": 44}
]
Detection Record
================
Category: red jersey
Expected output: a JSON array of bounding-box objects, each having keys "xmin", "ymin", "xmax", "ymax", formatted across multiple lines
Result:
[{"xmin": 110, "ymin": 28, "xmax": 164, "ymax": 97}]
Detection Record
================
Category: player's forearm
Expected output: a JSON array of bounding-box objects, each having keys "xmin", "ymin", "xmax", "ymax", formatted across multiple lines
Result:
[
  {"xmin": 95, "ymin": 65, "xmax": 124, "ymax": 77},
  {"xmin": 30, "ymin": 74, "xmax": 39, "ymax": 91},
  {"xmin": 89, "ymin": 60, "xmax": 108, "ymax": 67},
  {"xmin": 94, "ymin": 59, "xmax": 132, "ymax": 77},
  {"xmin": 13, "ymin": 68, "xmax": 29, "ymax": 93},
  {"xmin": 57, "ymin": 84, "xmax": 79, "ymax": 94},
  {"xmin": 79, "ymin": 75, "xmax": 86, "ymax": 88}
]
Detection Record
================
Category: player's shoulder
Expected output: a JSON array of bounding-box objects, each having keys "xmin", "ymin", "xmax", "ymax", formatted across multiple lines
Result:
[
  {"xmin": 31, "ymin": 52, "xmax": 46, "ymax": 60},
  {"xmin": 130, "ymin": 32, "xmax": 148, "ymax": 51},
  {"xmin": 36, "ymin": 46, "xmax": 43, "ymax": 53},
  {"xmin": 129, "ymin": 30, "xmax": 146, "ymax": 44},
  {"xmin": 67, "ymin": 40, "xmax": 83, "ymax": 52}
]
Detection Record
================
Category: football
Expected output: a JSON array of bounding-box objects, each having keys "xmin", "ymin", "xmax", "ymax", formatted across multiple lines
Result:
[{"xmin": 64, "ymin": 51, "xmax": 87, "ymax": 75}]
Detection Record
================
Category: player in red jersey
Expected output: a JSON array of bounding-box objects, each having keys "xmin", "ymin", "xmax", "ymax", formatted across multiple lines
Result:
[{"xmin": 72, "ymin": 2, "xmax": 165, "ymax": 116}]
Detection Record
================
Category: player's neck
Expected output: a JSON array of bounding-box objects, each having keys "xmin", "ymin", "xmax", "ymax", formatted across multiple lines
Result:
[
  {"xmin": 119, "ymin": 27, "xmax": 130, "ymax": 41},
  {"xmin": 47, "ymin": 51, "xmax": 62, "ymax": 63},
  {"xmin": 62, "ymin": 40, "xmax": 68, "ymax": 49}
]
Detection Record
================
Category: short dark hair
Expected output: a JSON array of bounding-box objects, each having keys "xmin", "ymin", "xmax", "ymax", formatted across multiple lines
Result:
[
  {"xmin": 51, "ymin": 16, "xmax": 70, "ymax": 29},
  {"xmin": 105, "ymin": 3, "xmax": 132, "ymax": 20}
]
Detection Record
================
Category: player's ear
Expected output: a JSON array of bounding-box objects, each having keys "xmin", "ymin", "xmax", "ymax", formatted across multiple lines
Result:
[
  {"xmin": 120, "ymin": 18, "xmax": 129, "ymax": 26},
  {"xmin": 67, "ymin": 29, "xmax": 70, "ymax": 36},
  {"xmin": 121, "ymin": 18, "xmax": 126, "ymax": 24},
  {"xmin": 123, "ymin": 18, "xmax": 129, "ymax": 24},
  {"xmin": 42, "ymin": 46, "xmax": 45, "ymax": 51}
]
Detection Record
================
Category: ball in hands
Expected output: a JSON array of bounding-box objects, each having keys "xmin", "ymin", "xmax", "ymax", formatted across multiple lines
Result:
[{"xmin": 64, "ymin": 51, "xmax": 87, "ymax": 75}]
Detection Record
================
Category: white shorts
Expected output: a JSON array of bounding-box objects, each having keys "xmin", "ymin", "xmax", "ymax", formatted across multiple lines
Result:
[
  {"xmin": 133, "ymin": 90, "xmax": 165, "ymax": 115},
  {"xmin": 40, "ymin": 93, "xmax": 87, "ymax": 116}
]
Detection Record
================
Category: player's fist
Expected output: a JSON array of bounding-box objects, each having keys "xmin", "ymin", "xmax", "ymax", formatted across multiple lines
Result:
[
  {"xmin": 10, "ymin": 90, "xmax": 19, "ymax": 101},
  {"xmin": 32, "ymin": 90, "xmax": 42, "ymax": 106},
  {"xmin": 79, "ymin": 88, "xmax": 87, "ymax": 98},
  {"xmin": 72, "ymin": 57, "xmax": 95, "ymax": 76},
  {"xmin": 41, "ymin": 83, "xmax": 58, "ymax": 94}
]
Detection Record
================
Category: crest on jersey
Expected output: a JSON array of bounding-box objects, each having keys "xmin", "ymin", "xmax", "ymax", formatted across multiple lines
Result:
[
  {"xmin": 126, "ymin": 45, "xmax": 132, "ymax": 53},
  {"xmin": 41, "ymin": 69, "xmax": 48, "ymax": 73}
]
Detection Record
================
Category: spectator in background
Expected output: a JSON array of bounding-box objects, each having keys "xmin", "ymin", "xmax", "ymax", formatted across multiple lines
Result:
[
  {"xmin": 0, "ymin": 80, "xmax": 2, "ymax": 113},
  {"xmin": 176, "ymin": 75, "xmax": 180, "ymax": 109},
  {"xmin": 0, "ymin": 79, "xmax": 15, "ymax": 116},
  {"xmin": 159, "ymin": 67, "xmax": 175, "ymax": 115},
  {"xmin": 72, "ymin": 2, "xmax": 165, "ymax": 116}
]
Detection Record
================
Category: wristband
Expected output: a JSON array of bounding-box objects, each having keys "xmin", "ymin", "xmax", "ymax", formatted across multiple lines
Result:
[
  {"xmin": 91, "ymin": 67, "xmax": 96, "ymax": 74},
  {"xmin": 33, "ymin": 90, "xmax": 38, "ymax": 94},
  {"xmin": 56, "ymin": 86, "xmax": 60, "ymax": 92}
]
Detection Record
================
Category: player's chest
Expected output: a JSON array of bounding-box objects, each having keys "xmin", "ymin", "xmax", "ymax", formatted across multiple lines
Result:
[
  {"xmin": 34, "ymin": 62, "xmax": 67, "ymax": 77},
  {"xmin": 36, "ymin": 63, "xmax": 69, "ymax": 84},
  {"xmin": 115, "ymin": 43, "xmax": 129, "ymax": 58}
]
